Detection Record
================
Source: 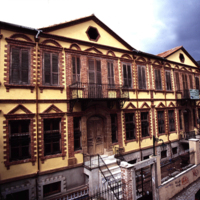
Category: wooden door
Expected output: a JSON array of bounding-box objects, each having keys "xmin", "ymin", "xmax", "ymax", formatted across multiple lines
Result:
[
  {"xmin": 87, "ymin": 117, "xmax": 104, "ymax": 155},
  {"xmin": 88, "ymin": 59, "xmax": 102, "ymax": 98},
  {"xmin": 184, "ymin": 111, "xmax": 189, "ymax": 132}
]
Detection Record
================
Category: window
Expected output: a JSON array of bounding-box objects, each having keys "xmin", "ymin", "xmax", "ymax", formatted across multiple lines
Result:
[
  {"xmin": 161, "ymin": 150, "xmax": 167, "ymax": 158},
  {"xmin": 72, "ymin": 56, "xmax": 80, "ymax": 83},
  {"xmin": 6, "ymin": 190, "xmax": 29, "ymax": 200},
  {"xmin": 43, "ymin": 52, "xmax": 59, "ymax": 85},
  {"xmin": 195, "ymin": 77, "xmax": 199, "ymax": 89},
  {"xmin": 189, "ymin": 75, "xmax": 193, "ymax": 89},
  {"xmin": 123, "ymin": 63, "xmax": 132, "ymax": 88},
  {"xmin": 111, "ymin": 114, "xmax": 118, "ymax": 143},
  {"xmin": 86, "ymin": 26, "xmax": 100, "ymax": 41},
  {"xmin": 179, "ymin": 110, "xmax": 182, "ymax": 130},
  {"xmin": 175, "ymin": 72, "xmax": 180, "ymax": 91},
  {"xmin": 193, "ymin": 109, "xmax": 196, "ymax": 127},
  {"xmin": 10, "ymin": 47, "xmax": 29, "ymax": 84},
  {"xmin": 143, "ymin": 155, "xmax": 149, "ymax": 160},
  {"xmin": 168, "ymin": 110, "xmax": 175, "ymax": 132},
  {"xmin": 138, "ymin": 65, "xmax": 146, "ymax": 89},
  {"xmin": 9, "ymin": 120, "xmax": 30, "ymax": 161},
  {"xmin": 157, "ymin": 111, "xmax": 165, "ymax": 134},
  {"xmin": 43, "ymin": 182, "xmax": 61, "ymax": 197},
  {"xmin": 141, "ymin": 112, "xmax": 149, "ymax": 137},
  {"xmin": 107, "ymin": 61, "xmax": 114, "ymax": 86},
  {"xmin": 155, "ymin": 69, "xmax": 162, "ymax": 90},
  {"xmin": 172, "ymin": 147, "xmax": 177, "ymax": 155},
  {"xmin": 44, "ymin": 118, "xmax": 61, "ymax": 156},
  {"xmin": 165, "ymin": 71, "xmax": 172, "ymax": 90},
  {"xmin": 74, "ymin": 117, "xmax": 81, "ymax": 150},
  {"xmin": 125, "ymin": 113, "xmax": 135, "ymax": 140},
  {"xmin": 128, "ymin": 159, "xmax": 136, "ymax": 164},
  {"xmin": 179, "ymin": 53, "xmax": 185, "ymax": 63}
]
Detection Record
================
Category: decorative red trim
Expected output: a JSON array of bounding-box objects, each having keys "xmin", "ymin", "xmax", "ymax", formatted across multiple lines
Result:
[
  {"xmin": 164, "ymin": 62, "xmax": 171, "ymax": 68},
  {"xmin": 135, "ymin": 56, "xmax": 147, "ymax": 63},
  {"xmin": 42, "ymin": 104, "xmax": 63, "ymax": 114},
  {"xmin": 156, "ymin": 102, "xmax": 166, "ymax": 108},
  {"xmin": 168, "ymin": 101, "xmax": 176, "ymax": 107},
  {"xmin": 140, "ymin": 102, "xmax": 150, "ymax": 109},
  {"xmin": 69, "ymin": 43, "xmax": 81, "ymax": 51},
  {"xmin": 41, "ymin": 39, "xmax": 62, "ymax": 47},
  {"xmin": 152, "ymin": 60, "xmax": 161, "ymax": 65},
  {"xmin": 10, "ymin": 33, "xmax": 33, "ymax": 42},
  {"xmin": 86, "ymin": 26, "xmax": 100, "ymax": 42},
  {"xmin": 6, "ymin": 104, "xmax": 32, "ymax": 115},
  {"xmin": 181, "ymin": 66, "xmax": 188, "ymax": 71},
  {"xmin": 121, "ymin": 53, "xmax": 132, "ymax": 60},
  {"xmin": 84, "ymin": 46, "xmax": 102, "ymax": 54},
  {"xmin": 124, "ymin": 102, "xmax": 136, "ymax": 109},
  {"xmin": 4, "ymin": 83, "xmax": 35, "ymax": 93},
  {"xmin": 106, "ymin": 50, "xmax": 116, "ymax": 57}
]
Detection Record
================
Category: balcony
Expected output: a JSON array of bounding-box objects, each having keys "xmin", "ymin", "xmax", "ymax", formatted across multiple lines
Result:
[
  {"xmin": 177, "ymin": 89, "xmax": 199, "ymax": 100},
  {"xmin": 69, "ymin": 82, "xmax": 129, "ymax": 100},
  {"xmin": 69, "ymin": 82, "xmax": 129, "ymax": 111}
]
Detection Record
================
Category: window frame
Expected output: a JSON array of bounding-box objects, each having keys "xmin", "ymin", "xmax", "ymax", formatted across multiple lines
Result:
[
  {"xmin": 179, "ymin": 109, "xmax": 183, "ymax": 130},
  {"xmin": 122, "ymin": 63, "xmax": 132, "ymax": 88},
  {"xmin": 175, "ymin": 72, "xmax": 180, "ymax": 91},
  {"xmin": 138, "ymin": 65, "xmax": 146, "ymax": 89},
  {"xmin": 168, "ymin": 110, "xmax": 176, "ymax": 132},
  {"xmin": 157, "ymin": 110, "xmax": 165, "ymax": 134},
  {"xmin": 125, "ymin": 113, "xmax": 135, "ymax": 140},
  {"xmin": 195, "ymin": 76, "xmax": 200, "ymax": 90},
  {"xmin": 43, "ymin": 51, "xmax": 59, "ymax": 86},
  {"xmin": 141, "ymin": 111, "xmax": 150, "ymax": 137},
  {"xmin": 107, "ymin": 61, "xmax": 115, "ymax": 87},
  {"xmin": 10, "ymin": 46, "xmax": 30, "ymax": 85},
  {"xmin": 154, "ymin": 68, "xmax": 162, "ymax": 90},
  {"xmin": 72, "ymin": 56, "xmax": 81, "ymax": 83},
  {"xmin": 111, "ymin": 114, "xmax": 118, "ymax": 143},
  {"xmin": 43, "ymin": 181, "xmax": 61, "ymax": 198},
  {"xmin": 165, "ymin": 70, "xmax": 172, "ymax": 91},
  {"xmin": 74, "ymin": 117, "xmax": 82, "ymax": 151}
]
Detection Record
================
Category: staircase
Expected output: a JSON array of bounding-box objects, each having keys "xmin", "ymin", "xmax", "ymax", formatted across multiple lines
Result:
[{"xmin": 99, "ymin": 155, "xmax": 123, "ymax": 200}]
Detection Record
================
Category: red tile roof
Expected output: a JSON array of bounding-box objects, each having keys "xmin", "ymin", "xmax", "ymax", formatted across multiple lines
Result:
[{"xmin": 157, "ymin": 46, "xmax": 183, "ymax": 58}]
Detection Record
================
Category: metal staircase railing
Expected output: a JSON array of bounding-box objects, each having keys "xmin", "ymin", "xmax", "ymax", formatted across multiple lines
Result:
[{"xmin": 98, "ymin": 154, "xmax": 122, "ymax": 200}]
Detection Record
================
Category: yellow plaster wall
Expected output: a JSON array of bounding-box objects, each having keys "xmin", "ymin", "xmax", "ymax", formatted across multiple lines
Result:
[
  {"xmin": 167, "ymin": 49, "xmax": 196, "ymax": 67},
  {"xmin": 138, "ymin": 92, "xmax": 151, "ymax": 99},
  {"xmin": 169, "ymin": 133, "xmax": 179, "ymax": 140},
  {"xmin": 49, "ymin": 20, "xmax": 129, "ymax": 50},
  {"xmin": 141, "ymin": 138, "xmax": 153, "ymax": 148},
  {"xmin": 124, "ymin": 141, "xmax": 140, "ymax": 152},
  {"xmin": 74, "ymin": 153, "xmax": 83, "ymax": 164}
]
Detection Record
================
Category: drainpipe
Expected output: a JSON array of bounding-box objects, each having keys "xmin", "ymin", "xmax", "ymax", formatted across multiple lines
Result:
[{"xmin": 35, "ymin": 30, "xmax": 42, "ymax": 200}]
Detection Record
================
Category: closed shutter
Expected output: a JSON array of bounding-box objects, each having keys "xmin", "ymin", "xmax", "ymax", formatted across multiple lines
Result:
[
  {"xmin": 96, "ymin": 60, "xmax": 101, "ymax": 84},
  {"xmin": 21, "ymin": 50, "xmax": 29, "ymax": 84},
  {"xmin": 77, "ymin": 57, "xmax": 80, "ymax": 82},
  {"xmin": 189, "ymin": 75, "xmax": 193, "ymax": 89},
  {"xmin": 107, "ymin": 62, "xmax": 114, "ymax": 86},
  {"xmin": 11, "ymin": 48, "xmax": 20, "ymax": 83},
  {"xmin": 123, "ymin": 64, "xmax": 127, "ymax": 87},
  {"xmin": 155, "ymin": 69, "xmax": 162, "ymax": 90},
  {"xmin": 127, "ymin": 65, "xmax": 131, "ymax": 88},
  {"xmin": 175, "ymin": 72, "xmax": 180, "ymax": 91},
  {"xmin": 195, "ymin": 77, "xmax": 199, "ymax": 89},
  {"xmin": 52, "ymin": 53, "xmax": 58, "ymax": 85},
  {"xmin": 89, "ymin": 60, "xmax": 95, "ymax": 84},
  {"xmin": 142, "ymin": 66, "xmax": 146, "ymax": 89},
  {"xmin": 44, "ymin": 53, "xmax": 51, "ymax": 84},
  {"xmin": 165, "ymin": 71, "xmax": 172, "ymax": 90},
  {"xmin": 138, "ymin": 66, "xmax": 142, "ymax": 89},
  {"xmin": 72, "ymin": 57, "xmax": 76, "ymax": 83}
]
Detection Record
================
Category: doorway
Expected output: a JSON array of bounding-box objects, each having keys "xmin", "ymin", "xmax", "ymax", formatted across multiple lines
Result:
[
  {"xmin": 87, "ymin": 116, "xmax": 104, "ymax": 155},
  {"xmin": 183, "ymin": 109, "xmax": 190, "ymax": 132}
]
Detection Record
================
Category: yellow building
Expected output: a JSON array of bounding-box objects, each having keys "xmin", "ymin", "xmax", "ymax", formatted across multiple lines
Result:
[{"xmin": 0, "ymin": 15, "xmax": 199, "ymax": 199}]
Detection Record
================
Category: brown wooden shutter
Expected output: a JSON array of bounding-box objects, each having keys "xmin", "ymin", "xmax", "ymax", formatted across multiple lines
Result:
[
  {"xmin": 52, "ymin": 53, "xmax": 58, "ymax": 85},
  {"xmin": 195, "ymin": 77, "xmax": 199, "ymax": 89},
  {"xmin": 89, "ymin": 60, "xmax": 95, "ymax": 84},
  {"xmin": 21, "ymin": 50, "xmax": 29, "ymax": 84},
  {"xmin": 175, "ymin": 72, "xmax": 180, "ymax": 91},
  {"xmin": 44, "ymin": 53, "xmax": 51, "ymax": 84},
  {"xmin": 141, "ymin": 66, "xmax": 146, "ymax": 89},
  {"xmin": 155, "ymin": 69, "xmax": 158, "ymax": 89},
  {"xmin": 123, "ymin": 64, "xmax": 127, "ymax": 87},
  {"xmin": 158, "ymin": 69, "xmax": 162, "ymax": 90},
  {"xmin": 127, "ymin": 65, "xmax": 131, "ymax": 88},
  {"xmin": 166, "ymin": 71, "xmax": 172, "ymax": 90},
  {"xmin": 11, "ymin": 48, "xmax": 20, "ymax": 83},
  {"xmin": 138, "ymin": 66, "xmax": 142, "ymax": 89},
  {"xmin": 110, "ymin": 63, "xmax": 114, "ymax": 85},
  {"xmin": 189, "ymin": 75, "xmax": 193, "ymax": 89},
  {"xmin": 107, "ymin": 62, "xmax": 111, "ymax": 84},
  {"xmin": 72, "ymin": 57, "xmax": 76, "ymax": 83},
  {"xmin": 96, "ymin": 60, "xmax": 101, "ymax": 84},
  {"xmin": 77, "ymin": 57, "xmax": 80, "ymax": 82}
]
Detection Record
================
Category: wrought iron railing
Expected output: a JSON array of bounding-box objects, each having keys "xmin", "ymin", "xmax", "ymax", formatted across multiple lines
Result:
[
  {"xmin": 83, "ymin": 154, "xmax": 123, "ymax": 200},
  {"xmin": 69, "ymin": 82, "xmax": 129, "ymax": 99},
  {"xmin": 183, "ymin": 131, "xmax": 196, "ymax": 140}
]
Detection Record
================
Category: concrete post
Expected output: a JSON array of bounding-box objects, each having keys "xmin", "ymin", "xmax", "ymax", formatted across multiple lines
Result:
[
  {"xmin": 84, "ymin": 167, "xmax": 100, "ymax": 196},
  {"xmin": 156, "ymin": 155, "xmax": 161, "ymax": 187},
  {"xmin": 189, "ymin": 139, "xmax": 200, "ymax": 165}
]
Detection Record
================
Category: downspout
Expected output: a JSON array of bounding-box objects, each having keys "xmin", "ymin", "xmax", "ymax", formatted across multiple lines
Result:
[{"xmin": 35, "ymin": 30, "xmax": 42, "ymax": 200}]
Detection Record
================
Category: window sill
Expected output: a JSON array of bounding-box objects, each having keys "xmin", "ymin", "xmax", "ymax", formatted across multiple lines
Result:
[
  {"xmin": 166, "ymin": 91, "xmax": 174, "ymax": 94},
  {"xmin": 4, "ymin": 83, "xmax": 35, "ymax": 92},
  {"xmin": 74, "ymin": 149, "xmax": 82, "ymax": 154},
  {"xmin": 41, "ymin": 152, "xmax": 66, "ymax": 163},
  {"xmin": 4, "ymin": 158, "xmax": 36, "ymax": 169},
  {"xmin": 141, "ymin": 135, "xmax": 151, "ymax": 140},
  {"xmin": 158, "ymin": 133, "xmax": 166, "ymax": 136},
  {"xmin": 39, "ymin": 85, "xmax": 64, "ymax": 93},
  {"xmin": 125, "ymin": 138, "xmax": 137, "ymax": 144},
  {"xmin": 169, "ymin": 131, "xmax": 177, "ymax": 134}
]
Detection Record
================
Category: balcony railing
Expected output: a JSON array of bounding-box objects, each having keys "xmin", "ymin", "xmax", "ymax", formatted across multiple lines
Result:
[
  {"xmin": 183, "ymin": 131, "xmax": 196, "ymax": 140},
  {"xmin": 69, "ymin": 82, "xmax": 129, "ymax": 100},
  {"xmin": 177, "ymin": 89, "xmax": 199, "ymax": 99}
]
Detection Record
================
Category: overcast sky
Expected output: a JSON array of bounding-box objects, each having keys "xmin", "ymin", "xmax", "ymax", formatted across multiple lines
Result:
[{"xmin": 1, "ymin": 0, "xmax": 200, "ymax": 60}]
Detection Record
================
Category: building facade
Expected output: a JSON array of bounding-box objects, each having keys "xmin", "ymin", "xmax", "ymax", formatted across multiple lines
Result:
[{"xmin": 0, "ymin": 15, "xmax": 200, "ymax": 199}]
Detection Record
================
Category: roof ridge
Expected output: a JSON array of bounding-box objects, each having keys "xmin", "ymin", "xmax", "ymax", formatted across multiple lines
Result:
[{"xmin": 157, "ymin": 46, "xmax": 183, "ymax": 58}]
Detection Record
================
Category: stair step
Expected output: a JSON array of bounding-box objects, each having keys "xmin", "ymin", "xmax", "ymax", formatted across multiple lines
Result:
[
  {"xmin": 101, "ymin": 165, "xmax": 119, "ymax": 173},
  {"xmin": 103, "ymin": 169, "xmax": 121, "ymax": 177}
]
